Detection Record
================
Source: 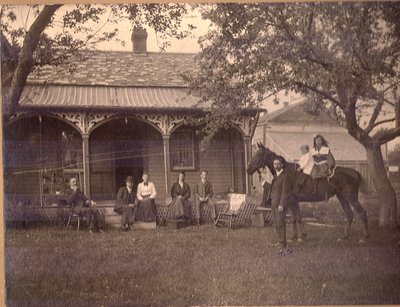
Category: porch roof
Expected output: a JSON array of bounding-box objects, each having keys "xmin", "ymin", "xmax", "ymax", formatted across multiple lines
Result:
[
  {"xmin": 19, "ymin": 84, "xmax": 263, "ymax": 114},
  {"xmin": 19, "ymin": 84, "xmax": 199, "ymax": 111}
]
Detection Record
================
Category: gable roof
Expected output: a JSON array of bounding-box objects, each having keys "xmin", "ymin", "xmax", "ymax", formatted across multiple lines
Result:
[
  {"xmin": 258, "ymin": 102, "xmax": 338, "ymax": 126},
  {"xmin": 266, "ymin": 131, "xmax": 367, "ymax": 161},
  {"xmin": 21, "ymin": 49, "xmax": 262, "ymax": 114},
  {"xmin": 27, "ymin": 50, "xmax": 196, "ymax": 87}
]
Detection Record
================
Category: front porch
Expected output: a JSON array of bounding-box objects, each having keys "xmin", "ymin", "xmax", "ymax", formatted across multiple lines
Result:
[{"xmin": 4, "ymin": 111, "xmax": 256, "ymax": 209}]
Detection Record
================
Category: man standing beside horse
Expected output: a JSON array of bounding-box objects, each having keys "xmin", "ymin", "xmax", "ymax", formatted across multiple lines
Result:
[{"xmin": 269, "ymin": 156, "xmax": 298, "ymax": 251}]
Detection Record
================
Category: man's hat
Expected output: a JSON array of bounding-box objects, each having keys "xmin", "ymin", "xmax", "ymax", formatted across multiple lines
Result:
[
  {"xmin": 126, "ymin": 176, "xmax": 134, "ymax": 183},
  {"xmin": 273, "ymin": 155, "xmax": 285, "ymax": 164}
]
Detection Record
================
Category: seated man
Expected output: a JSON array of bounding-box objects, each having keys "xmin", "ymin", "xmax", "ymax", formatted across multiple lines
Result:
[
  {"xmin": 136, "ymin": 172, "xmax": 157, "ymax": 222},
  {"xmin": 114, "ymin": 176, "xmax": 136, "ymax": 231},
  {"xmin": 65, "ymin": 177, "xmax": 104, "ymax": 233},
  {"xmin": 194, "ymin": 170, "xmax": 217, "ymax": 224}
]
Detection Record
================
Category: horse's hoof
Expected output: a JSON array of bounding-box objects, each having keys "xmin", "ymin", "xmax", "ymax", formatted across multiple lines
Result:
[
  {"xmin": 358, "ymin": 238, "xmax": 366, "ymax": 244},
  {"xmin": 297, "ymin": 238, "xmax": 304, "ymax": 243},
  {"xmin": 337, "ymin": 237, "xmax": 348, "ymax": 242}
]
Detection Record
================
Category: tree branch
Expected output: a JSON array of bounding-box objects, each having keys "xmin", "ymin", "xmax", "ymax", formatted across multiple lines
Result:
[
  {"xmin": 369, "ymin": 117, "xmax": 396, "ymax": 131},
  {"xmin": 293, "ymin": 81, "xmax": 343, "ymax": 107},
  {"xmin": 365, "ymin": 94, "xmax": 384, "ymax": 134},
  {"xmin": 6, "ymin": 4, "xmax": 62, "ymax": 116},
  {"xmin": 374, "ymin": 126, "xmax": 400, "ymax": 145}
]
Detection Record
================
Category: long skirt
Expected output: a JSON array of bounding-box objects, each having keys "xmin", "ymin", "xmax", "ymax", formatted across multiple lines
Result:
[
  {"xmin": 168, "ymin": 196, "xmax": 192, "ymax": 219},
  {"xmin": 135, "ymin": 198, "xmax": 157, "ymax": 222}
]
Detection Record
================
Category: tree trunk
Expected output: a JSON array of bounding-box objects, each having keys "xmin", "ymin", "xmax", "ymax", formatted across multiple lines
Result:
[
  {"xmin": 365, "ymin": 144, "xmax": 398, "ymax": 228},
  {"xmin": 6, "ymin": 5, "xmax": 61, "ymax": 116}
]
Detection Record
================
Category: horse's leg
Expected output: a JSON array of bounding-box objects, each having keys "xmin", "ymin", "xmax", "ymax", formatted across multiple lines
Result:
[
  {"xmin": 297, "ymin": 206, "xmax": 307, "ymax": 239},
  {"xmin": 348, "ymin": 197, "xmax": 369, "ymax": 241},
  {"xmin": 290, "ymin": 203, "xmax": 299, "ymax": 241},
  {"xmin": 289, "ymin": 198, "xmax": 306, "ymax": 242},
  {"xmin": 336, "ymin": 193, "xmax": 353, "ymax": 240}
]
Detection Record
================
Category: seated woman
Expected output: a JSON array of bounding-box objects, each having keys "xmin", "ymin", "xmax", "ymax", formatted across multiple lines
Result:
[
  {"xmin": 310, "ymin": 134, "xmax": 336, "ymax": 179},
  {"xmin": 168, "ymin": 171, "xmax": 192, "ymax": 222},
  {"xmin": 135, "ymin": 172, "xmax": 157, "ymax": 222}
]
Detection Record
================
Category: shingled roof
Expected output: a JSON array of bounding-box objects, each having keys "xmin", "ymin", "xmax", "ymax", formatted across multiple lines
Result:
[{"xmin": 27, "ymin": 50, "xmax": 196, "ymax": 87}]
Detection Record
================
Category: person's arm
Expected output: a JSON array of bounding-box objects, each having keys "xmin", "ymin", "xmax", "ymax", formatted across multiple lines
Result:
[
  {"xmin": 206, "ymin": 183, "xmax": 213, "ymax": 200},
  {"xmin": 65, "ymin": 188, "xmax": 76, "ymax": 206},
  {"xmin": 115, "ymin": 187, "xmax": 127, "ymax": 207},
  {"xmin": 136, "ymin": 184, "xmax": 143, "ymax": 200},
  {"xmin": 298, "ymin": 155, "xmax": 306, "ymax": 170},
  {"xmin": 193, "ymin": 183, "xmax": 200, "ymax": 200},
  {"xmin": 327, "ymin": 150, "xmax": 336, "ymax": 169},
  {"xmin": 279, "ymin": 174, "xmax": 291, "ymax": 210},
  {"xmin": 171, "ymin": 183, "xmax": 177, "ymax": 198},
  {"xmin": 184, "ymin": 184, "xmax": 191, "ymax": 200},
  {"xmin": 150, "ymin": 183, "xmax": 157, "ymax": 199}
]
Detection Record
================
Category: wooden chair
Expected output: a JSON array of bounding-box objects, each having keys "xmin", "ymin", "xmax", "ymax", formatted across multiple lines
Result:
[
  {"xmin": 214, "ymin": 194, "xmax": 257, "ymax": 228},
  {"xmin": 66, "ymin": 208, "xmax": 82, "ymax": 231}
]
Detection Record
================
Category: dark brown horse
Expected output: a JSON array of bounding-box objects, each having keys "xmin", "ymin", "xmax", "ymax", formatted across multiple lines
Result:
[{"xmin": 247, "ymin": 142, "xmax": 369, "ymax": 241}]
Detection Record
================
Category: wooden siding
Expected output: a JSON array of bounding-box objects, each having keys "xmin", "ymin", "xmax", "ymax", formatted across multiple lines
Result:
[
  {"xmin": 5, "ymin": 117, "xmax": 248, "ymax": 205},
  {"xmin": 168, "ymin": 129, "xmax": 245, "ymax": 197},
  {"xmin": 143, "ymin": 133, "xmax": 166, "ymax": 198}
]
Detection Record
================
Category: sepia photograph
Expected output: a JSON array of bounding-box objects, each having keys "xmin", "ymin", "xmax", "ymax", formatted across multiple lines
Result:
[{"xmin": 1, "ymin": 2, "xmax": 400, "ymax": 306}]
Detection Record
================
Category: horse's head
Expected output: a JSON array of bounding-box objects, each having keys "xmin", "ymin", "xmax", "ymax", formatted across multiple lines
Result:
[{"xmin": 247, "ymin": 142, "xmax": 277, "ymax": 176}]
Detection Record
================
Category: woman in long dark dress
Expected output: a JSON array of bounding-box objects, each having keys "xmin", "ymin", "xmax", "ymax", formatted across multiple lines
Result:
[{"xmin": 168, "ymin": 171, "xmax": 192, "ymax": 221}]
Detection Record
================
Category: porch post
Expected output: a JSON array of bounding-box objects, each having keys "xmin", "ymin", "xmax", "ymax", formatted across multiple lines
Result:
[
  {"xmin": 162, "ymin": 134, "xmax": 171, "ymax": 197},
  {"xmin": 243, "ymin": 135, "xmax": 252, "ymax": 194},
  {"xmin": 82, "ymin": 133, "xmax": 91, "ymax": 198}
]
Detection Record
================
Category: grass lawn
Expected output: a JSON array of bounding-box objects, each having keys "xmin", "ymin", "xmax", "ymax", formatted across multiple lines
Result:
[{"xmin": 5, "ymin": 220, "xmax": 400, "ymax": 306}]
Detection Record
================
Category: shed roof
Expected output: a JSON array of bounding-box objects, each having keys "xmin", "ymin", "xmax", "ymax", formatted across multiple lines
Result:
[{"xmin": 266, "ymin": 131, "xmax": 367, "ymax": 161}]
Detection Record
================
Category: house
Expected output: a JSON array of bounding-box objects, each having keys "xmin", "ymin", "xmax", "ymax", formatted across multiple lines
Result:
[
  {"xmin": 3, "ymin": 29, "xmax": 260, "ymax": 211},
  {"xmin": 252, "ymin": 101, "xmax": 382, "ymax": 194}
]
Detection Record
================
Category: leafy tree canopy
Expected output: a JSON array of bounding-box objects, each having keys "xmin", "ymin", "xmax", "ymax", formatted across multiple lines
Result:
[{"xmin": 188, "ymin": 2, "xmax": 400, "ymax": 146}]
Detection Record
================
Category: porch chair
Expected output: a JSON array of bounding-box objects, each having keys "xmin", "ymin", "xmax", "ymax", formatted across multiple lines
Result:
[
  {"xmin": 214, "ymin": 194, "xmax": 257, "ymax": 228},
  {"xmin": 66, "ymin": 204, "xmax": 85, "ymax": 231}
]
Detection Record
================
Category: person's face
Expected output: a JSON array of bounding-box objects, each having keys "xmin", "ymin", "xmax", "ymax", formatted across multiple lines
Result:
[
  {"xmin": 178, "ymin": 173, "xmax": 185, "ymax": 181},
  {"xmin": 273, "ymin": 160, "xmax": 283, "ymax": 172},
  {"xmin": 126, "ymin": 181, "xmax": 133, "ymax": 189},
  {"xmin": 142, "ymin": 174, "xmax": 149, "ymax": 183},
  {"xmin": 261, "ymin": 167, "xmax": 268, "ymax": 180},
  {"xmin": 301, "ymin": 146, "xmax": 308, "ymax": 155},
  {"xmin": 315, "ymin": 137, "xmax": 323, "ymax": 148},
  {"xmin": 70, "ymin": 178, "xmax": 77, "ymax": 187},
  {"xmin": 200, "ymin": 171, "xmax": 207, "ymax": 180}
]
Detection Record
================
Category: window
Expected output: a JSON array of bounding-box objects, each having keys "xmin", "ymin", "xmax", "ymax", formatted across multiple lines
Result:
[{"xmin": 170, "ymin": 129, "xmax": 195, "ymax": 170}]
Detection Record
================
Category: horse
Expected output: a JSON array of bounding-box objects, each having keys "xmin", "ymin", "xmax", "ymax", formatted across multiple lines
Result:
[{"xmin": 247, "ymin": 142, "xmax": 369, "ymax": 242}]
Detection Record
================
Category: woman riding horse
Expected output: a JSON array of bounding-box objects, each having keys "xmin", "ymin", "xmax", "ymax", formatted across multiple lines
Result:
[{"xmin": 248, "ymin": 142, "xmax": 369, "ymax": 243}]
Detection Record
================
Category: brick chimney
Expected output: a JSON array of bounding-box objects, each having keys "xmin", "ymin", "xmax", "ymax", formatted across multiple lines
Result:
[{"xmin": 131, "ymin": 27, "xmax": 148, "ymax": 54}]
